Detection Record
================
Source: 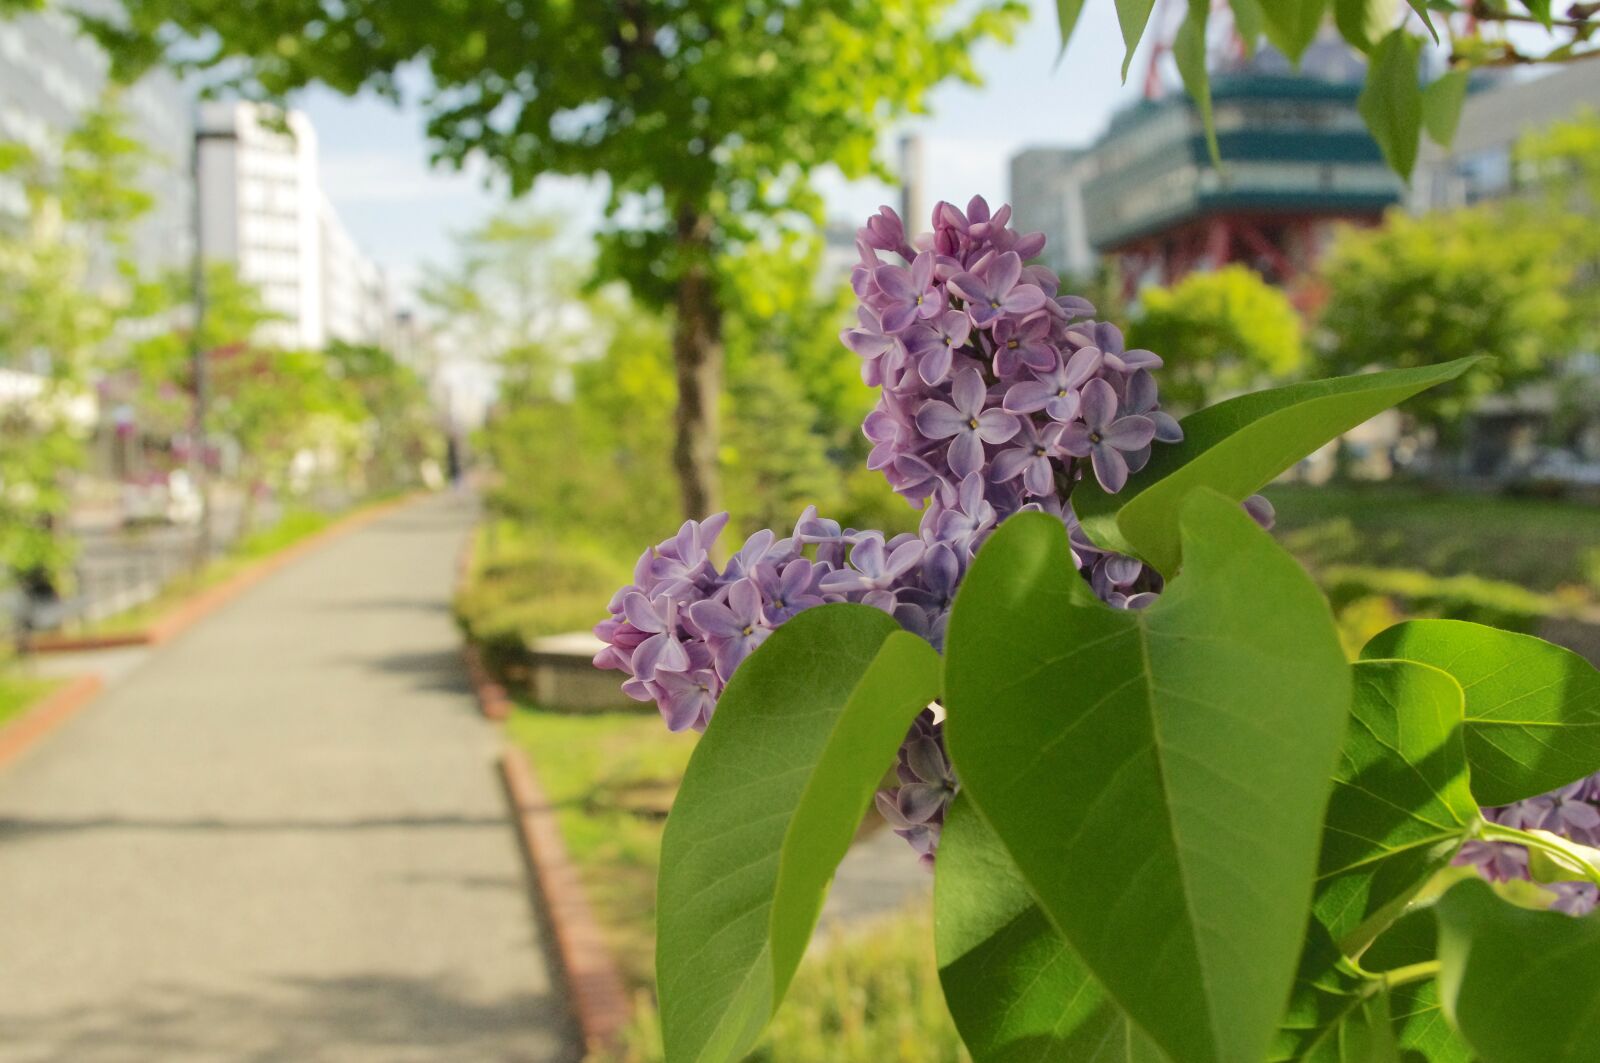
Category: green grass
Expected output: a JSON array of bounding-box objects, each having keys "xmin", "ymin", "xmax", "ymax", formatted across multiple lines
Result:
[
  {"xmin": 455, "ymin": 520, "xmax": 631, "ymax": 677},
  {"xmin": 0, "ymin": 672, "xmax": 63, "ymax": 728},
  {"xmin": 1267, "ymin": 483, "xmax": 1600, "ymax": 598},
  {"xmin": 507, "ymin": 706, "xmax": 695, "ymax": 992}
]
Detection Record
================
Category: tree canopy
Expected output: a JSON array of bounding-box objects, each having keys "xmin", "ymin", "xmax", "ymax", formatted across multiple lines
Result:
[{"xmin": 57, "ymin": 0, "xmax": 1027, "ymax": 518}]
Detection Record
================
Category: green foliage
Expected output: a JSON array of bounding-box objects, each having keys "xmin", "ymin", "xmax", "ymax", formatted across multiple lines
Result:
[
  {"xmin": 1059, "ymin": 2, "xmax": 1594, "ymax": 178},
  {"xmin": 324, "ymin": 342, "xmax": 442, "ymax": 494},
  {"xmin": 1362, "ymin": 620, "xmax": 1600, "ymax": 807},
  {"xmin": 1127, "ymin": 265, "xmax": 1305, "ymax": 411},
  {"xmin": 648, "ymin": 340, "xmax": 1600, "ymax": 1063},
  {"xmin": 724, "ymin": 354, "xmax": 842, "ymax": 535},
  {"xmin": 72, "ymin": 0, "xmax": 1027, "ymax": 518},
  {"xmin": 1314, "ymin": 659, "xmax": 1476, "ymax": 951},
  {"xmin": 656, "ymin": 606, "xmax": 939, "ymax": 1063},
  {"xmin": 936, "ymin": 798, "xmax": 1157, "ymax": 1062},
  {"xmin": 1072, "ymin": 358, "xmax": 1483, "ymax": 575},
  {"xmin": 1435, "ymin": 879, "xmax": 1600, "ymax": 1063},
  {"xmin": 1316, "ymin": 209, "xmax": 1573, "ymax": 434},
  {"xmin": 944, "ymin": 492, "xmax": 1348, "ymax": 1063},
  {"xmin": 0, "ymin": 97, "xmax": 153, "ymax": 587}
]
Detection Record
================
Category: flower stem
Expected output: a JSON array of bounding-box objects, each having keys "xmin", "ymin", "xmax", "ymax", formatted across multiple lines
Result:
[
  {"xmin": 1480, "ymin": 820, "xmax": 1600, "ymax": 887},
  {"xmin": 1377, "ymin": 960, "xmax": 1442, "ymax": 991}
]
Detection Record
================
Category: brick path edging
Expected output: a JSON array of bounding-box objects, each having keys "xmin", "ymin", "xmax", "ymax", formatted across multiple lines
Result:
[
  {"xmin": 27, "ymin": 493, "xmax": 425, "ymax": 654},
  {"xmin": 0, "ymin": 674, "xmax": 104, "ymax": 771},
  {"xmin": 499, "ymin": 746, "xmax": 633, "ymax": 1059}
]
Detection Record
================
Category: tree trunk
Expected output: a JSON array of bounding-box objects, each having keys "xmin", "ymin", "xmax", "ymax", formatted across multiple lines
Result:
[{"xmin": 671, "ymin": 207, "xmax": 723, "ymax": 519}]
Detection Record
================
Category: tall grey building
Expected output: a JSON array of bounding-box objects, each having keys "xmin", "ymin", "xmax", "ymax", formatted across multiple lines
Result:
[
  {"xmin": 1007, "ymin": 147, "xmax": 1097, "ymax": 281},
  {"xmin": 0, "ymin": 1, "xmax": 193, "ymax": 277}
]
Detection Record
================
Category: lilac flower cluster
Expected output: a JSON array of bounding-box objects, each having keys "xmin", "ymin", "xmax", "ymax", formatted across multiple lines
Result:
[
  {"xmin": 1455, "ymin": 772, "xmax": 1600, "ymax": 916},
  {"xmin": 847, "ymin": 198, "xmax": 1181, "ymax": 502},
  {"xmin": 596, "ymin": 199, "xmax": 1192, "ymax": 861}
]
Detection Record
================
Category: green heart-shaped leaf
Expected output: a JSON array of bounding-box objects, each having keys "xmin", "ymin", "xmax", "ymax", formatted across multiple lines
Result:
[
  {"xmin": 945, "ymin": 489, "xmax": 1350, "ymax": 1063},
  {"xmin": 656, "ymin": 605, "xmax": 941, "ymax": 1063},
  {"xmin": 1361, "ymin": 908, "xmax": 1472, "ymax": 1063},
  {"xmin": 1436, "ymin": 879, "xmax": 1600, "ymax": 1063},
  {"xmin": 935, "ymin": 796, "xmax": 1167, "ymax": 1062},
  {"xmin": 1361, "ymin": 619, "xmax": 1600, "ymax": 806},
  {"xmin": 1073, "ymin": 357, "xmax": 1484, "ymax": 576},
  {"xmin": 1315, "ymin": 659, "xmax": 1478, "ymax": 951}
]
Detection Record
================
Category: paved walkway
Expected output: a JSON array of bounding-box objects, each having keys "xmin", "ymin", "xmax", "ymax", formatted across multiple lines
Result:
[{"xmin": 0, "ymin": 495, "xmax": 578, "ymax": 1063}]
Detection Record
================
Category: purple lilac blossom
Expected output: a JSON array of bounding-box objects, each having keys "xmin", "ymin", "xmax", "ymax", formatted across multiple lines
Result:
[
  {"xmin": 1451, "ymin": 771, "xmax": 1600, "ymax": 916},
  {"xmin": 596, "ymin": 197, "xmax": 1195, "ymax": 861}
]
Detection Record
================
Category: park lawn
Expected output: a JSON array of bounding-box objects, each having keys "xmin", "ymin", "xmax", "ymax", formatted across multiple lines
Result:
[
  {"xmin": 1266, "ymin": 483, "xmax": 1600, "ymax": 598},
  {"xmin": 506, "ymin": 705, "xmax": 694, "ymax": 992},
  {"xmin": 0, "ymin": 672, "xmax": 63, "ymax": 729}
]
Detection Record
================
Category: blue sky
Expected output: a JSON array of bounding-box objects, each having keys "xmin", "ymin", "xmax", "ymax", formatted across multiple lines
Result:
[{"xmin": 301, "ymin": 0, "xmax": 1146, "ymax": 304}]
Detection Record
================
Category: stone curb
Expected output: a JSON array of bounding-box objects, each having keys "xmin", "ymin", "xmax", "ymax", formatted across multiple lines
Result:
[
  {"xmin": 27, "ymin": 493, "xmax": 425, "ymax": 654},
  {"xmin": 0, "ymin": 674, "xmax": 105, "ymax": 771},
  {"xmin": 459, "ymin": 519, "xmax": 632, "ymax": 1056},
  {"xmin": 499, "ymin": 745, "xmax": 633, "ymax": 1060}
]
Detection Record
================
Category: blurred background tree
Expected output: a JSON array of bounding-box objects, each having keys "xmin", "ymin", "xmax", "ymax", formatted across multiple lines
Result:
[
  {"xmin": 1315, "ymin": 207, "xmax": 1575, "ymax": 438},
  {"xmin": 0, "ymin": 99, "xmax": 149, "ymax": 592},
  {"xmin": 70, "ymin": 0, "xmax": 1028, "ymax": 520},
  {"xmin": 1127, "ymin": 264, "xmax": 1305, "ymax": 412}
]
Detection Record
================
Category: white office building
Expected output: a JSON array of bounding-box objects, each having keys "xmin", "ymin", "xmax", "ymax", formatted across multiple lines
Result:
[
  {"xmin": 0, "ymin": 1, "xmax": 193, "ymax": 278},
  {"xmin": 196, "ymin": 100, "xmax": 389, "ymax": 350},
  {"xmin": 1008, "ymin": 147, "xmax": 1097, "ymax": 281}
]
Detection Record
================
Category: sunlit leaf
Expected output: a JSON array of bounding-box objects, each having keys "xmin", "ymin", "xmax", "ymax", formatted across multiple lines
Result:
[
  {"xmin": 1421, "ymin": 70, "xmax": 1469, "ymax": 147},
  {"xmin": 1359, "ymin": 29, "xmax": 1424, "ymax": 179},
  {"xmin": 1073, "ymin": 357, "xmax": 1485, "ymax": 576},
  {"xmin": 1314, "ymin": 659, "xmax": 1478, "ymax": 952},
  {"xmin": 1362, "ymin": 620, "xmax": 1600, "ymax": 806},
  {"xmin": 945, "ymin": 490, "xmax": 1349, "ymax": 1063},
  {"xmin": 935, "ymin": 798, "xmax": 1168, "ymax": 1062},
  {"xmin": 656, "ymin": 606, "xmax": 941, "ymax": 1063}
]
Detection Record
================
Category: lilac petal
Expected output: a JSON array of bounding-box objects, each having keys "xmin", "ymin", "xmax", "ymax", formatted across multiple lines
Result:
[
  {"xmin": 1152, "ymin": 411, "xmax": 1183, "ymax": 444},
  {"xmin": 922, "ymin": 544, "xmax": 960, "ymax": 597},
  {"xmin": 875, "ymin": 264, "xmax": 917, "ymax": 301},
  {"xmin": 1059, "ymin": 423, "xmax": 1093, "ymax": 457},
  {"xmin": 727, "ymin": 579, "xmax": 764, "ymax": 626},
  {"xmin": 1001, "ymin": 286, "xmax": 1047, "ymax": 314},
  {"xmin": 1045, "ymin": 390, "xmax": 1081, "ymax": 423},
  {"xmin": 975, "ymin": 410, "xmax": 1022, "ymax": 444},
  {"xmin": 880, "ymin": 302, "xmax": 918, "ymax": 334},
  {"xmin": 918, "ymin": 343, "xmax": 953, "ymax": 386},
  {"xmin": 1126, "ymin": 368, "xmax": 1159, "ymax": 413},
  {"xmin": 1063, "ymin": 345, "xmax": 1103, "ymax": 388},
  {"xmin": 897, "ymin": 782, "xmax": 949, "ymax": 825},
  {"xmin": 991, "ymin": 251, "xmax": 1022, "ymax": 294},
  {"xmin": 1101, "ymin": 415, "xmax": 1156, "ymax": 451},
  {"xmin": 850, "ymin": 534, "xmax": 886, "ymax": 576},
  {"xmin": 911, "ymin": 251, "xmax": 934, "ymax": 290},
  {"xmin": 991, "ymin": 447, "xmax": 1032, "ymax": 483},
  {"xmin": 1004, "ymin": 381, "xmax": 1054, "ymax": 414},
  {"xmin": 1079, "ymin": 378, "xmax": 1118, "ymax": 432},
  {"xmin": 948, "ymin": 432, "xmax": 985, "ymax": 480},
  {"xmin": 622, "ymin": 592, "xmax": 665, "ymax": 633},
  {"xmin": 884, "ymin": 539, "xmax": 926, "ymax": 581},
  {"xmin": 947, "ymin": 272, "xmax": 989, "ymax": 306},
  {"xmin": 632, "ymin": 631, "xmax": 689, "ymax": 681},
  {"xmin": 687, "ymin": 599, "xmax": 744, "ymax": 639},
  {"xmin": 876, "ymin": 789, "xmax": 912, "ymax": 830},
  {"xmin": 916, "ymin": 400, "xmax": 969, "ymax": 440},
  {"xmin": 905, "ymin": 736, "xmax": 949, "ymax": 784},
  {"xmin": 952, "ymin": 368, "xmax": 986, "ymax": 417},
  {"xmin": 1243, "ymin": 494, "xmax": 1276, "ymax": 530},
  {"xmin": 1022, "ymin": 456, "xmax": 1054, "ymax": 497},
  {"xmin": 1091, "ymin": 445, "xmax": 1130, "ymax": 493}
]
